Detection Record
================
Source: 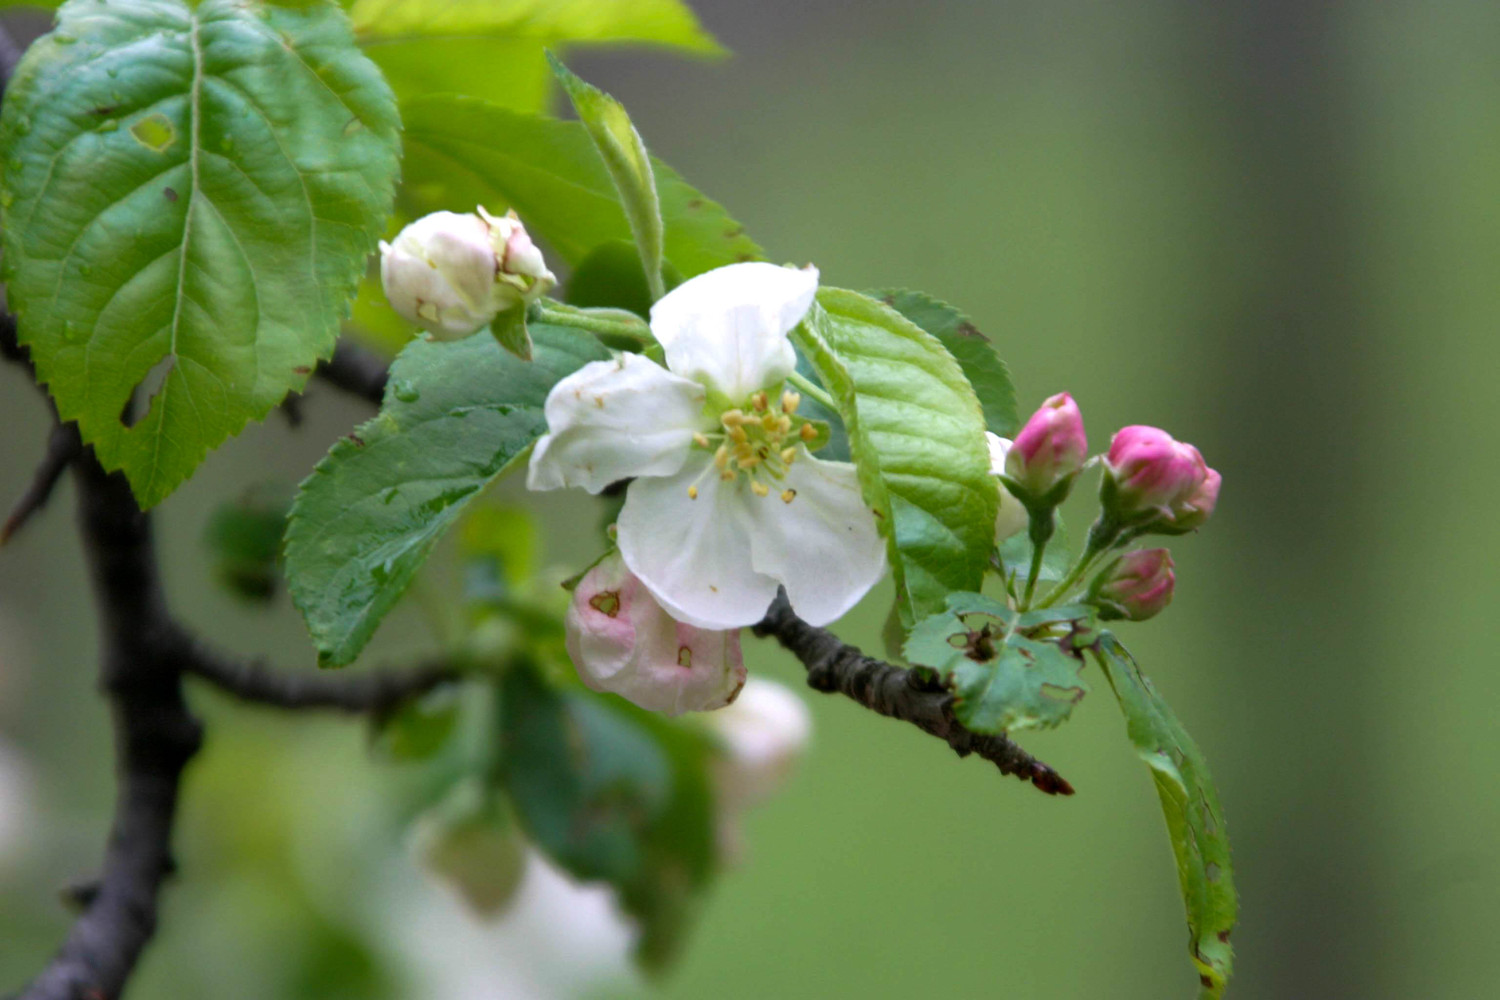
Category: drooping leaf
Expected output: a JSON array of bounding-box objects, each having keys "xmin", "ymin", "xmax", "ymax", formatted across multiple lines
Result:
[
  {"xmin": 400, "ymin": 96, "xmax": 762, "ymax": 277},
  {"xmin": 1094, "ymin": 633, "xmax": 1237, "ymax": 999},
  {"xmin": 904, "ymin": 592, "xmax": 1092, "ymax": 734},
  {"xmin": 873, "ymin": 288, "xmax": 1018, "ymax": 437},
  {"xmin": 795, "ymin": 288, "xmax": 999, "ymax": 625},
  {"xmin": 498, "ymin": 666, "xmax": 718, "ymax": 972},
  {"xmin": 549, "ymin": 54, "xmax": 665, "ymax": 299},
  {"xmin": 283, "ymin": 324, "xmax": 610, "ymax": 667},
  {"xmin": 0, "ymin": 0, "xmax": 400, "ymax": 507}
]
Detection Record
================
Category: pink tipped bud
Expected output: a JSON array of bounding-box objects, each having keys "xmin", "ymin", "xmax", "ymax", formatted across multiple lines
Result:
[
  {"xmin": 1104, "ymin": 425, "xmax": 1220, "ymax": 532},
  {"xmin": 565, "ymin": 551, "xmax": 745, "ymax": 715},
  {"xmin": 1090, "ymin": 548, "xmax": 1175, "ymax": 622},
  {"xmin": 1004, "ymin": 393, "xmax": 1088, "ymax": 501}
]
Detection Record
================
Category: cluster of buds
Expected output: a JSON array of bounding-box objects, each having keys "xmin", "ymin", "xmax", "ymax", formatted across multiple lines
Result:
[
  {"xmin": 380, "ymin": 207, "xmax": 556, "ymax": 342},
  {"xmin": 994, "ymin": 392, "xmax": 1221, "ymax": 624}
]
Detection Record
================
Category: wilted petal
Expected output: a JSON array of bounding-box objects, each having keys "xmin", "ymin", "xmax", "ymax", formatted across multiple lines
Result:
[
  {"xmin": 650, "ymin": 262, "xmax": 817, "ymax": 399},
  {"xmin": 742, "ymin": 451, "xmax": 886, "ymax": 626},
  {"xmin": 528, "ymin": 353, "xmax": 707, "ymax": 494},
  {"xmin": 617, "ymin": 454, "xmax": 782, "ymax": 629}
]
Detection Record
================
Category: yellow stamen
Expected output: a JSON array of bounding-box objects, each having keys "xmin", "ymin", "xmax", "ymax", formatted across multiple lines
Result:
[
  {"xmin": 781, "ymin": 447, "xmax": 798, "ymax": 465},
  {"xmin": 750, "ymin": 390, "xmax": 768, "ymax": 412},
  {"xmin": 721, "ymin": 409, "xmax": 746, "ymax": 427},
  {"xmin": 687, "ymin": 485, "xmax": 699, "ymax": 499},
  {"xmin": 692, "ymin": 432, "xmax": 710, "ymax": 448},
  {"xmin": 714, "ymin": 444, "xmax": 730, "ymax": 469},
  {"xmin": 721, "ymin": 471, "xmax": 736, "ymax": 481},
  {"xmin": 781, "ymin": 390, "xmax": 801, "ymax": 414},
  {"xmin": 730, "ymin": 425, "xmax": 749, "ymax": 444},
  {"xmin": 781, "ymin": 489, "xmax": 797, "ymax": 503},
  {"xmin": 777, "ymin": 415, "xmax": 793, "ymax": 433},
  {"xmin": 799, "ymin": 423, "xmax": 818, "ymax": 442},
  {"xmin": 761, "ymin": 412, "xmax": 781, "ymax": 432},
  {"xmin": 751, "ymin": 481, "xmax": 770, "ymax": 497}
]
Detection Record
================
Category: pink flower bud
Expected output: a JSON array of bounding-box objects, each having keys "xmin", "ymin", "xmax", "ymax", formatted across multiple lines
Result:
[
  {"xmin": 1004, "ymin": 392, "xmax": 1088, "ymax": 500},
  {"xmin": 1104, "ymin": 425, "xmax": 1219, "ymax": 531},
  {"xmin": 565, "ymin": 551, "xmax": 745, "ymax": 715},
  {"xmin": 1091, "ymin": 548, "xmax": 1175, "ymax": 622}
]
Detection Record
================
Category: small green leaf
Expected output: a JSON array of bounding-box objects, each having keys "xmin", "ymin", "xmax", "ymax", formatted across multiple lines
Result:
[
  {"xmin": 400, "ymin": 97, "xmax": 762, "ymax": 277},
  {"xmin": 873, "ymin": 289, "xmax": 1019, "ymax": 437},
  {"xmin": 549, "ymin": 53, "xmax": 665, "ymax": 300},
  {"xmin": 904, "ymin": 592, "xmax": 1091, "ymax": 734},
  {"xmin": 499, "ymin": 666, "xmax": 717, "ymax": 972},
  {"xmin": 1094, "ymin": 633, "xmax": 1237, "ymax": 999},
  {"xmin": 490, "ymin": 305, "xmax": 533, "ymax": 361},
  {"xmin": 0, "ymin": 0, "xmax": 401, "ymax": 507},
  {"xmin": 283, "ymin": 325, "xmax": 610, "ymax": 667},
  {"xmin": 795, "ymin": 289, "xmax": 999, "ymax": 625}
]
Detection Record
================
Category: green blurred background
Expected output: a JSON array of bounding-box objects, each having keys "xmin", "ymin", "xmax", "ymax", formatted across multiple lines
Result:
[{"xmin": 3, "ymin": 1, "xmax": 1498, "ymax": 997}]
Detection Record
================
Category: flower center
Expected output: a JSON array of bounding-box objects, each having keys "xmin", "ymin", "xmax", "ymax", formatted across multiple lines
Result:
[{"xmin": 686, "ymin": 388, "xmax": 815, "ymax": 504}]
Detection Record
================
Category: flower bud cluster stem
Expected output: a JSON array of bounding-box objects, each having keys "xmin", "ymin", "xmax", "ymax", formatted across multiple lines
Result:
[{"xmin": 531, "ymin": 300, "xmax": 655, "ymax": 346}]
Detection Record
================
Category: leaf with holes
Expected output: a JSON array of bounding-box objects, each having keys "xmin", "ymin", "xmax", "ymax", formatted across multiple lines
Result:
[
  {"xmin": 499, "ymin": 665, "xmax": 718, "ymax": 973},
  {"xmin": 795, "ymin": 289, "xmax": 998, "ymax": 626},
  {"xmin": 400, "ymin": 96, "xmax": 761, "ymax": 277},
  {"xmin": 904, "ymin": 592, "xmax": 1092, "ymax": 734},
  {"xmin": 1094, "ymin": 632, "xmax": 1237, "ymax": 999},
  {"xmin": 283, "ymin": 324, "xmax": 610, "ymax": 667},
  {"xmin": 0, "ymin": 0, "xmax": 400, "ymax": 507}
]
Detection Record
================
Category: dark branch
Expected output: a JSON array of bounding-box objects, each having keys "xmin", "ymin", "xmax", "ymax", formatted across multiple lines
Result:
[
  {"xmin": 754, "ymin": 595, "xmax": 1075, "ymax": 796},
  {"xmin": 181, "ymin": 644, "xmax": 460, "ymax": 714},
  {"xmin": 2, "ymin": 420, "xmax": 81, "ymax": 546},
  {"xmin": 315, "ymin": 339, "xmax": 389, "ymax": 406},
  {"xmin": 19, "ymin": 455, "xmax": 205, "ymax": 1000}
]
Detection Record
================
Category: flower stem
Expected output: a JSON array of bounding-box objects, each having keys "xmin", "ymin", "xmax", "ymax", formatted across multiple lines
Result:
[
  {"xmin": 1019, "ymin": 510, "xmax": 1056, "ymax": 609},
  {"xmin": 1035, "ymin": 543, "xmax": 1108, "ymax": 610},
  {"xmin": 533, "ymin": 301, "xmax": 654, "ymax": 345},
  {"xmin": 786, "ymin": 370, "xmax": 836, "ymax": 411}
]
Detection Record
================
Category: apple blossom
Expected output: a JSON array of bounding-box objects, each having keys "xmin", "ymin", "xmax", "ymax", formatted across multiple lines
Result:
[
  {"xmin": 1102, "ymin": 425, "xmax": 1220, "ymax": 533},
  {"xmin": 703, "ymin": 678, "xmax": 812, "ymax": 813},
  {"xmin": 1005, "ymin": 392, "xmax": 1088, "ymax": 503},
  {"xmin": 985, "ymin": 432, "xmax": 1030, "ymax": 543},
  {"xmin": 1089, "ymin": 548, "xmax": 1176, "ymax": 621},
  {"xmin": 529, "ymin": 262, "xmax": 886, "ymax": 630},
  {"xmin": 565, "ymin": 551, "xmax": 746, "ymax": 715},
  {"xmin": 380, "ymin": 207, "xmax": 556, "ymax": 340}
]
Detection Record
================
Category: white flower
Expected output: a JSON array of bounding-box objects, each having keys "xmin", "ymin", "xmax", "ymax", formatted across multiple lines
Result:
[
  {"xmin": 528, "ymin": 262, "xmax": 886, "ymax": 630},
  {"xmin": 703, "ymin": 678, "xmax": 812, "ymax": 812},
  {"xmin": 565, "ymin": 550, "xmax": 745, "ymax": 715},
  {"xmin": 986, "ymin": 432, "xmax": 1030, "ymax": 543},
  {"xmin": 381, "ymin": 208, "xmax": 556, "ymax": 340}
]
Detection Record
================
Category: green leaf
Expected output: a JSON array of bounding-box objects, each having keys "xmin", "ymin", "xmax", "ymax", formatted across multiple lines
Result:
[
  {"xmin": 498, "ymin": 666, "xmax": 717, "ymax": 972},
  {"xmin": 566, "ymin": 240, "xmax": 682, "ymax": 318},
  {"xmin": 0, "ymin": 0, "xmax": 400, "ymax": 507},
  {"xmin": 873, "ymin": 289, "xmax": 1018, "ymax": 437},
  {"xmin": 795, "ymin": 288, "xmax": 999, "ymax": 625},
  {"xmin": 1094, "ymin": 633, "xmax": 1237, "ymax": 999},
  {"xmin": 203, "ymin": 484, "xmax": 291, "ymax": 602},
  {"xmin": 549, "ymin": 53, "xmax": 665, "ymax": 300},
  {"xmin": 283, "ymin": 324, "xmax": 610, "ymax": 667},
  {"xmin": 400, "ymin": 96, "xmax": 762, "ymax": 277},
  {"xmin": 903, "ymin": 592, "xmax": 1090, "ymax": 734}
]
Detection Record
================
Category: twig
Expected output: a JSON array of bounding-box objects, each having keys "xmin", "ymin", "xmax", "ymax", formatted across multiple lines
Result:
[
  {"xmin": 2, "ymin": 420, "xmax": 81, "ymax": 546},
  {"xmin": 754, "ymin": 594, "xmax": 1075, "ymax": 796},
  {"xmin": 181, "ymin": 644, "xmax": 461, "ymax": 714},
  {"xmin": 315, "ymin": 339, "xmax": 389, "ymax": 406},
  {"xmin": 18, "ymin": 455, "xmax": 205, "ymax": 1000}
]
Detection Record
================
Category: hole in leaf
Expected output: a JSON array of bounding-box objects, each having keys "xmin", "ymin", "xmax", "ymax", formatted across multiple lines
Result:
[
  {"xmin": 122, "ymin": 355, "xmax": 176, "ymax": 428},
  {"xmin": 130, "ymin": 113, "xmax": 176, "ymax": 152}
]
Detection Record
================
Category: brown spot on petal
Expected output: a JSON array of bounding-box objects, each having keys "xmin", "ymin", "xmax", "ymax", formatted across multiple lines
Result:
[
  {"xmin": 677, "ymin": 646, "xmax": 692, "ymax": 668},
  {"xmin": 589, "ymin": 591, "xmax": 621, "ymax": 617}
]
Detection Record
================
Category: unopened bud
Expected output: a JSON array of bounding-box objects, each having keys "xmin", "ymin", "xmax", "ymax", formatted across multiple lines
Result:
[
  {"xmin": 1102, "ymin": 425, "xmax": 1220, "ymax": 533},
  {"xmin": 565, "ymin": 551, "xmax": 746, "ymax": 715},
  {"xmin": 1005, "ymin": 392, "xmax": 1088, "ymax": 503},
  {"xmin": 380, "ymin": 207, "xmax": 556, "ymax": 340},
  {"xmin": 1090, "ymin": 548, "xmax": 1175, "ymax": 621},
  {"xmin": 985, "ymin": 433, "xmax": 1029, "ymax": 543}
]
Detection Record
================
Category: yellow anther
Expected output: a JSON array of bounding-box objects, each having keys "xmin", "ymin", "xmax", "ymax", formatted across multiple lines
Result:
[
  {"xmin": 687, "ymin": 485, "xmax": 699, "ymax": 499},
  {"xmin": 751, "ymin": 390, "xmax": 768, "ymax": 412},
  {"xmin": 781, "ymin": 447, "xmax": 798, "ymax": 465},
  {"xmin": 730, "ymin": 425, "xmax": 749, "ymax": 444},
  {"xmin": 751, "ymin": 481, "xmax": 770, "ymax": 497},
  {"xmin": 781, "ymin": 489, "xmax": 797, "ymax": 503},
  {"xmin": 777, "ymin": 414, "xmax": 793, "ymax": 434},
  {"xmin": 721, "ymin": 470, "xmax": 736, "ymax": 481},
  {"xmin": 799, "ymin": 422, "xmax": 818, "ymax": 442},
  {"xmin": 692, "ymin": 432, "xmax": 711, "ymax": 448},
  {"xmin": 781, "ymin": 390, "xmax": 801, "ymax": 414},
  {"xmin": 738, "ymin": 453, "xmax": 761, "ymax": 469},
  {"xmin": 721, "ymin": 409, "xmax": 746, "ymax": 427},
  {"xmin": 714, "ymin": 444, "xmax": 730, "ymax": 469},
  {"xmin": 761, "ymin": 412, "xmax": 781, "ymax": 432}
]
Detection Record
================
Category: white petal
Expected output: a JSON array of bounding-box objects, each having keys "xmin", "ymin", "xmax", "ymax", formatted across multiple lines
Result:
[
  {"xmin": 650, "ymin": 262, "xmax": 818, "ymax": 399},
  {"xmin": 743, "ymin": 452, "xmax": 887, "ymax": 626},
  {"xmin": 617, "ymin": 455, "xmax": 781, "ymax": 629},
  {"xmin": 527, "ymin": 353, "xmax": 706, "ymax": 494},
  {"xmin": 986, "ymin": 432, "xmax": 1030, "ymax": 541}
]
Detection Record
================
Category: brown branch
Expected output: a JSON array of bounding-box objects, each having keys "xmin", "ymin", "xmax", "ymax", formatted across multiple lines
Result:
[
  {"xmin": 754, "ymin": 594, "xmax": 1075, "ymax": 796},
  {"xmin": 181, "ymin": 645, "xmax": 461, "ymax": 714},
  {"xmin": 315, "ymin": 339, "xmax": 389, "ymax": 406},
  {"xmin": 2, "ymin": 420, "xmax": 81, "ymax": 546}
]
